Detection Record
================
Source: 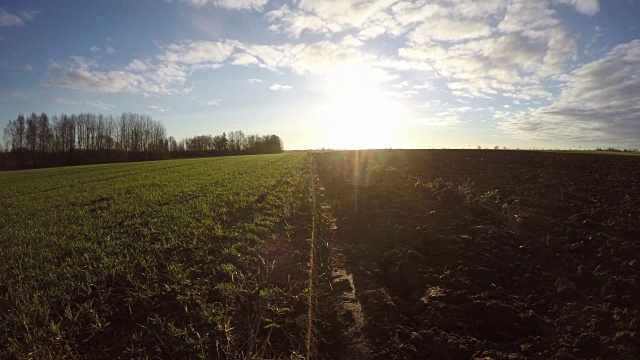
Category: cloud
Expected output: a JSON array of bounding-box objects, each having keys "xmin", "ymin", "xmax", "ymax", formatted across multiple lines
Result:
[
  {"xmin": 231, "ymin": 52, "xmax": 259, "ymax": 66},
  {"xmin": 54, "ymin": 98, "xmax": 115, "ymax": 111},
  {"xmin": 239, "ymin": 40, "xmax": 393, "ymax": 84},
  {"xmin": 19, "ymin": 10, "xmax": 38, "ymax": 21},
  {"xmin": 0, "ymin": 61, "xmax": 33, "ymax": 71},
  {"xmin": 147, "ymin": 105, "xmax": 171, "ymax": 112},
  {"xmin": 392, "ymin": 80, "xmax": 409, "ymax": 89},
  {"xmin": 269, "ymin": 84, "xmax": 293, "ymax": 91},
  {"xmin": 0, "ymin": 8, "xmax": 38, "ymax": 27},
  {"xmin": 265, "ymin": 0, "xmax": 403, "ymax": 40},
  {"xmin": 297, "ymin": 0, "xmax": 395, "ymax": 31},
  {"xmin": 207, "ymin": 98, "xmax": 222, "ymax": 105},
  {"xmin": 498, "ymin": 39, "xmax": 640, "ymax": 145},
  {"xmin": 340, "ymin": 34, "xmax": 364, "ymax": 47},
  {"xmin": 419, "ymin": 113, "xmax": 462, "ymax": 126},
  {"xmin": 45, "ymin": 39, "xmax": 254, "ymax": 96},
  {"xmin": 44, "ymin": 56, "xmax": 188, "ymax": 96},
  {"xmin": 498, "ymin": 0, "xmax": 560, "ymax": 33},
  {"xmin": 46, "ymin": 61, "xmax": 146, "ymax": 93},
  {"xmin": 178, "ymin": 0, "xmax": 267, "ymax": 11},
  {"xmin": 125, "ymin": 59, "xmax": 149, "ymax": 72},
  {"xmin": 553, "ymin": 0, "xmax": 599, "ymax": 15},
  {"xmin": 213, "ymin": 0, "xmax": 268, "ymax": 11},
  {"xmin": 106, "ymin": 46, "xmax": 116, "ymax": 54},
  {"xmin": 157, "ymin": 40, "xmax": 237, "ymax": 65},
  {"xmin": 388, "ymin": 89, "xmax": 418, "ymax": 98},
  {"xmin": 247, "ymin": 78, "xmax": 263, "ymax": 84},
  {"xmin": 1, "ymin": 91, "xmax": 32, "ymax": 101},
  {"xmin": 90, "ymin": 46, "xmax": 101, "ymax": 53},
  {"xmin": 395, "ymin": 0, "xmax": 580, "ymax": 99},
  {"xmin": 409, "ymin": 17, "xmax": 492, "ymax": 43},
  {"xmin": 502, "ymin": 85, "xmax": 552, "ymax": 101},
  {"xmin": 151, "ymin": 39, "xmax": 382, "ymax": 81},
  {"xmin": 265, "ymin": 5, "xmax": 335, "ymax": 38}
]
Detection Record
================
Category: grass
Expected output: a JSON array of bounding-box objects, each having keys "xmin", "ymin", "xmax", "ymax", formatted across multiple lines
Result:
[{"xmin": 0, "ymin": 153, "xmax": 315, "ymax": 358}]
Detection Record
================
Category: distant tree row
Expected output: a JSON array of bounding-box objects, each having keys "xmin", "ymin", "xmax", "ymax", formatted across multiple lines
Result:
[
  {"xmin": 172, "ymin": 130, "xmax": 283, "ymax": 157},
  {"xmin": 0, "ymin": 112, "xmax": 284, "ymax": 171},
  {"xmin": 596, "ymin": 147, "xmax": 639, "ymax": 152}
]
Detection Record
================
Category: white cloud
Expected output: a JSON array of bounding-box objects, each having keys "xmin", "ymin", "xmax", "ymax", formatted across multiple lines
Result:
[
  {"xmin": 157, "ymin": 40, "xmax": 237, "ymax": 65},
  {"xmin": 19, "ymin": 10, "xmax": 38, "ymax": 21},
  {"xmin": 392, "ymin": 80, "xmax": 409, "ymax": 89},
  {"xmin": 420, "ymin": 114, "xmax": 462, "ymax": 126},
  {"xmin": 409, "ymin": 17, "xmax": 492, "ymax": 43},
  {"xmin": 54, "ymin": 98, "xmax": 115, "ymax": 111},
  {"xmin": 298, "ymin": 0, "xmax": 397, "ymax": 31},
  {"xmin": 265, "ymin": 5, "xmax": 337, "ymax": 38},
  {"xmin": 231, "ymin": 52, "xmax": 259, "ymax": 66},
  {"xmin": 0, "ymin": 8, "xmax": 38, "ymax": 27},
  {"xmin": 388, "ymin": 89, "xmax": 418, "ymax": 98},
  {"xmin": 395, "ymin": 0, "xmax": 581, "ymax": 99},
  {"xmin": 90, "ymin": 46, "xmax": 101, "ymax": 53},
  {"xmin": 420, "ymin": 99, "xmax": 442, "ymax": 108},
  {"xmin": 156, "ymin": 39, "xmax": 374, "ymax": 77},
  {"xmin": 87, "ymin": 100, "xmax": 115, "ymax": 110},
  {"xmin": 355, "ymin": 25, "xmax": 385, "ymax": 41},
  {"xmin": 207, "ymin": 98, "xmax": 222, "ymax": 105},
  {"xmin": 125, "ymin": 59, "xmax": 149, "ymax": 72},
  {"xmin": 452, "ymin": 106, "xmax": 472, "ymax": 113},
  {"xmin": 340, "ymin": 34, "xmax": 364, "ymax": 47},
  {"xmin": 269, "ymin": 84, "xmax": 293, "ymax": 91},
  {"xmin": 498, "ymin": 1, "xmax": 559, "ymax": 33},
  {"xmin": 499, "ymin": 39, "xmax": 640, "ymax": 145},
  {"xmin": 502, "ymin": 86, "xmax": 553, "ymax": 101},
  {"xmin": 391, "ymin": 2, "xmax": 443, "ymax": 27},
  {"xmin": 553, "ymin": 0, "xmax": 599, "ymax": 15},
  {"xmin": 46, "ymin": 61, "xmax": 145, "ymax": 93},
  {"xmin": 247, "ymin": 78, "xmax": 263, "ymax": 84},
  {"xmin": 266, "ymin": 0, "xmax": 401, "ymax": 39},
  {"xmin": 214, "ymin": 0, "xmax": 268, "ymax": 11},
  {"xmin": 238, "ymin": 40, "xmax": 390, "ymax": 82},
  {"xmin": 147, "ymin": 105, "xmax": 171, "ymax": 112},
  {"xmin": 0, "ymin": 61, "xmax": 33, "ymax": 71},
  {"xmin": 413, "ymin": 81, "xmax": 435, "ymax": 90},
  {"xmin": 45, "ymin": 56, "xmax": 188, "ymax": 96},
  {"xmin": 178, "ymin": 0, "xmax": 267, "ymax": 10},
  {"xmin": 106, "ymin": 46, "xmax": 116, "ymax": 54}
]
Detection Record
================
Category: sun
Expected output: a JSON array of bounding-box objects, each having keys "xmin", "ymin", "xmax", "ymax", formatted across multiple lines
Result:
[{"xmin": 317, "ymin": 70, "xmax": 406, "ymax": 150}]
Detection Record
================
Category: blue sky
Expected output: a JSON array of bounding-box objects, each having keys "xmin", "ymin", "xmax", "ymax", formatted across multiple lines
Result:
[{"xmin": 1, "ymin": 0, "xmax": 639, "ymax": 150}]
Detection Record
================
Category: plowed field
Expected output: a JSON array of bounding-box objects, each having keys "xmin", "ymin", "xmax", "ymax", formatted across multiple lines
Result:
[{"xmin": 316, "ymin": 150, "xmax": 640, "ymax": 360}]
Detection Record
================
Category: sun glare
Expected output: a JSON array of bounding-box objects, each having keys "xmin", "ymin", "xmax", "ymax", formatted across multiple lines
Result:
[{"xmin": 318, "ymin": 70, "xmax": 406, "ymax": 150}]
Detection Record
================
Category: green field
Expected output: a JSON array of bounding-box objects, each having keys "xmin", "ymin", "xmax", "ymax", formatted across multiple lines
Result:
[{"xmin": 0, "ymin": 153, "xmax": 317, "ymax": 358}]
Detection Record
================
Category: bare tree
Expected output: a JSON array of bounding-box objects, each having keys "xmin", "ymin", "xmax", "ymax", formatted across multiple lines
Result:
[
  {"xmin": 3, "ymin": 119, "xmax": 16, "ymax": 151},
  {"xmin": 37, "ymin": 112, "xmax": 53, "ymax": 155},
  {"xmin": 228, "ymin": 130, "xmax": 245, "ymax": 153},
  {"xmin": 168, "ymin": 136, "xmax": 178, "ymax": 153},
  {"xmin": 213, "ymin": 133, "xmax": 228, "ymax": 151},
  {"xmin": 26, "ymin": 113, "xmax": 38, "ymax": 153}
]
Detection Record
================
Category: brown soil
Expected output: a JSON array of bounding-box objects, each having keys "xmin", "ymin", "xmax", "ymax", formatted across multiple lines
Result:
[{"xmin": 315, "ymin": 150, "xmax": 640, "ymax": 360}]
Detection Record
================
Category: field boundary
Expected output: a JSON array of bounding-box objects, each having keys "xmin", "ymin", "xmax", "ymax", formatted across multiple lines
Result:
[{"xmin": 306, "ymin": 156, "xmax": 318, "ymax": 359}]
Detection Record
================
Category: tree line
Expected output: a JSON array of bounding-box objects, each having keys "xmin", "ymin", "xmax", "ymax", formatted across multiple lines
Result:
[
  {"xmin": 172, "ymin": 131, "xmax": 283, "ymax": 157},
  {"xmin": 0, "ymin": 112, "xmax": 283, "ymax": 171}
]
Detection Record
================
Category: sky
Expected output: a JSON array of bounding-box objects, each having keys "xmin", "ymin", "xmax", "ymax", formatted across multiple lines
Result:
[{"xmin": 1, "ymin": 0, "xmax": 639, "ymax": 150}]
